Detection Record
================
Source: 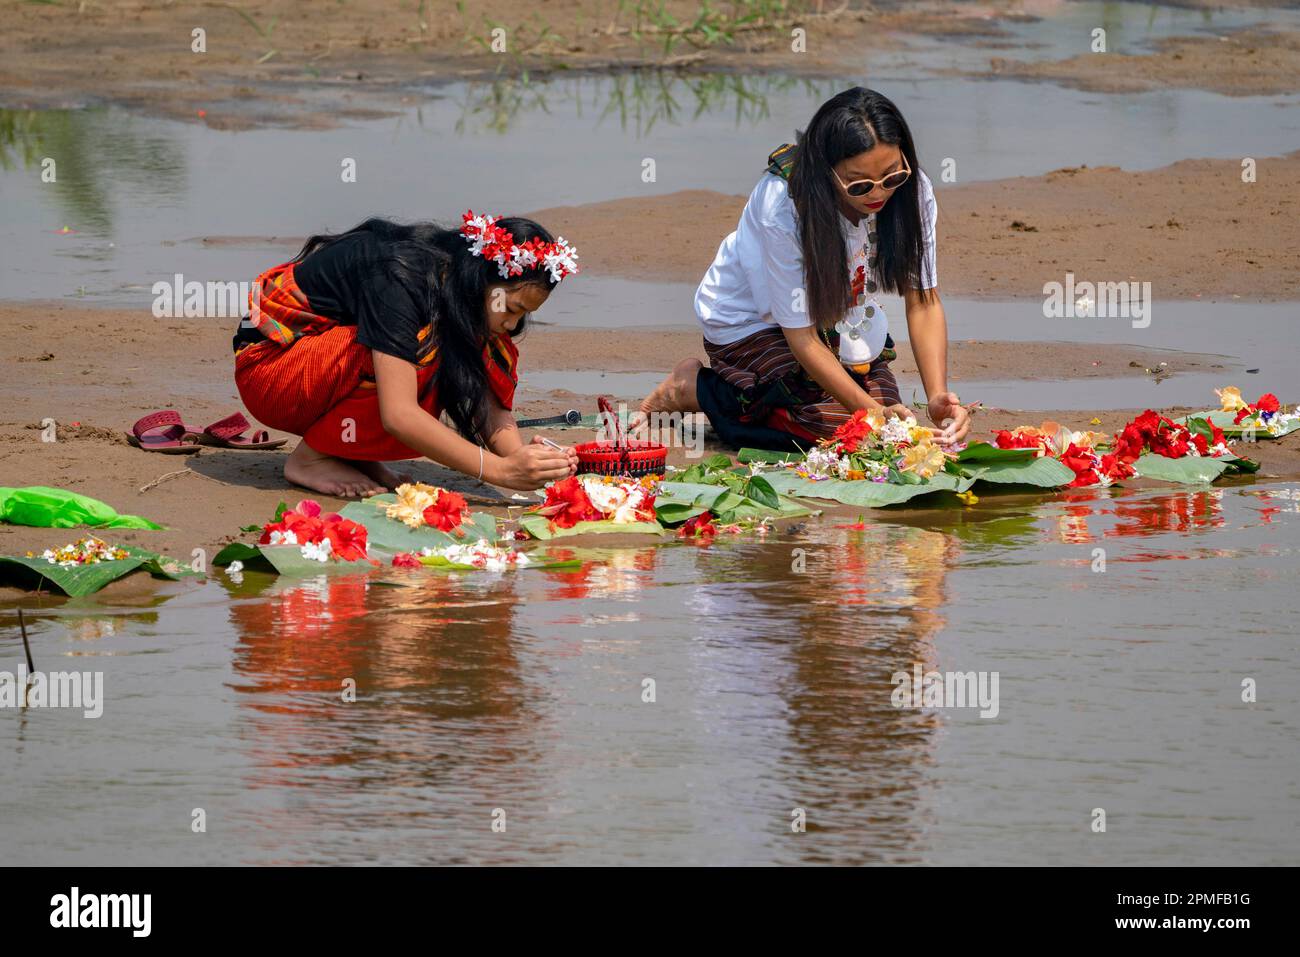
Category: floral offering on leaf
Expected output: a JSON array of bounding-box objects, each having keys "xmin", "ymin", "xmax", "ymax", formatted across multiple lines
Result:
[
  {"xmin": 1217, "ymin": 387, "xmax": 1296, "ymax": 434},
  {"xmin": 794, "ymin": 408, "xmax": 956, "ymax": 482},
  {"xmin": 421, "ymin": 539, "xmax": 531, "ymax": 571},
  {"xmin": 383, "ymin": 483, "xmax": 469, "ymax": 534},
  {"xmin": 677, "ymin": 513, "xmax": 717, "ymax": 539},
  {"xmin": 30, "ymin": 537, "xmax": 130, "ymax": 567},
  {"xmin": 259, "ymin": 499, "xmax": 371, "ymax": 563},
  {"xmin": 533, "ymin": 475, "xmax": 658, "ymax": 529}
]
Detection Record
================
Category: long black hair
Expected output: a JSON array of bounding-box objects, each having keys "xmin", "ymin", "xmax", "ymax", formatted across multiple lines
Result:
[
  {"xmin": 294, "ymin": 216, "xmax": 559, "ymax": 445},
  {"xmin": 786, "ymin": 87, "xmax": 932, "ymax": 330}
]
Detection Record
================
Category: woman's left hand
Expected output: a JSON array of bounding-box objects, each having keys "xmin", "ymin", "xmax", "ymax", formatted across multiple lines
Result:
[
  {"xmin": 927, "ymin": 391, "xmax": 971, "ymax": 445},
  {"xmin": 531, "ymin": 434, "xmax": 578, "ymax": 476}
]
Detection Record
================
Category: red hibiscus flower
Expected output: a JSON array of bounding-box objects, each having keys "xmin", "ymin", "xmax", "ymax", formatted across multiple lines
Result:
[
  {"xmin": 1256, "ymin": 393, "xmax": 1280, "ymax": 414},
  {"xmin": 422, "ymin": 489, "xmax": 468, "ymax": 533},
  {"xmin": 392, "ymin": 552, "xmax": 422, "ymax": 568},
  {"xmin": 294, "ymin": 499, "xmax": 323, "ymax": 519},
  {"xmin": 678, "ymin": 512, "xmax": 717, "ymax": 539},
  {"xmin": 833, "ymin": 409, "xmax": 874, "ymax": 453},
  {"xmin": 321, "ymin": 514, "xmax": 370, "ymax": 562},
  {"xmin": 993, "ymin": 429, "xmax": 1045, "ymax": 452},
  {"xmin": 1100, "ymin": 453, "xmax": 1136, "ymax": 482},
  {"xmin": 538, "ymin": 476, "xmax": 602, "ymax": 529},
  {"xmin": 1060, "ymin": 443, "xmax": 1100, "ymax": 487}
]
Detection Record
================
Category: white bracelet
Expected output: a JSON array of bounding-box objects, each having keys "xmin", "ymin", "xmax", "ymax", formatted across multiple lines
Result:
[{"xmin": 476, "ymin": 445, "xmax": 485, "ymax": 482}]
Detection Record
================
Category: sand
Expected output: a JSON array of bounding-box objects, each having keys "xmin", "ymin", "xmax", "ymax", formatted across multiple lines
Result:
[
  {"xmin": 525, "ymin": 151, "xmax": 1300, "ymax": 299},
  {"xmin": 978, "ymin": 28, "xmax": 1300, "ymax": 97}
]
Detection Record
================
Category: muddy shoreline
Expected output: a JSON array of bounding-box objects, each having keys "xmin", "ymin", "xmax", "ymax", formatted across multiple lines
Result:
[{"xmin": 5, "ymin": 1, "xmax": 1300, "ymax": 131}]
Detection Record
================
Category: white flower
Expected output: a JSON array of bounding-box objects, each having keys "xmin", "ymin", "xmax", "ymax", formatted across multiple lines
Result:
[
  {"xmin": 226, "ymin": 561, "xmax": 244, "ymax": 575},
  {"xmin": 582, "ymin": 477, "xmax": 629, "ymax": 515},
  {"xmin": 299, "ymin": 538, "xmax": 333, "ymax": 562},
  {"xmin": 878, "ymin": 416, "xmax": 916, "ymax": 445},
  {"xmin": 268, "ymin": 529, "xmax": 299, "ymax": 546},
  {"xmin": 611, "ymin": 486, "xmax": 648, "ymax": 524},
  {"xmin": 423, "ymin": 539, "xmax": 529, "ymax": 571}
]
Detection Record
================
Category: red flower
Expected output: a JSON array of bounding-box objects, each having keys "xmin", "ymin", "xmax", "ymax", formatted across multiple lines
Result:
[
  {"xmin": 1100, "ymin": 453, "xmax": 1136, "ymax": 482},
  {"xmin": 833, "ymin": 409, "xmax": 874, "ymax": 453},
  {"xmin": 294, "ymin": 499, "xmax": 322, "ymax": 519},
  {"xmin": 678, "ymin": 513, "xmax": 717, "ymax": 539},
  {"xmin": 258, "ymin": 503, "xmax": 369, "ymax": 561},
  {"xmin": 539, "ymin": 476, "xmax": 602, "ymax": 529},
  {"xmin": 1256, "ymin": 393, "xmax": 1280, "ymax": 414},
  {"xmin": 993, "ymin": 429, "xmax": 1046, "ymax": 452},
  {"xmin": 321, "ymin": 514, "xmax": 370, "ymax": 562},
  {"xmin": 1060, "ymin": 443, "xmax": 1100, "ymax": 487},
  {"xmin": 391, "ymin": 552, "xmax": 422, "ymax": 568},
  {"xmin": 422, "ymin": 489, "xmax": 468, "ymax": 533}
]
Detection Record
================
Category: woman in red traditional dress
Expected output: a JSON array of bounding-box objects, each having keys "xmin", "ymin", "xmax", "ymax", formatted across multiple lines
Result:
[{"xmin": 233, "ymin": 213, "xmax": 579, "ymax": 496}]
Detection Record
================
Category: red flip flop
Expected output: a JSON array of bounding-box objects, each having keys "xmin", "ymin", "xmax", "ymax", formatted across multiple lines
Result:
[
  {"xmin": 127, "ymin": 410, "xmax": 203, "ymax": 454},
  {"xmin": 199, "ymin": 412, "xmax": 288, "ymax": 450}
]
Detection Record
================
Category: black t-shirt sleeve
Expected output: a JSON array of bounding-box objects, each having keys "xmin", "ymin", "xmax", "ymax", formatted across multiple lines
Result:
[
  {"xmin": 293, "ymin": 231, "xmax": 431, "ymax": 364},
  {"xmin": 352, "ymin": 269, "xmax": 426, "ymax": 364}
]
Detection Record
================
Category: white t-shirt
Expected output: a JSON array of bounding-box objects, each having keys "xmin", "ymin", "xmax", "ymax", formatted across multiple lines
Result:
[{"xmin": 694, "ymin": 168, "xmax": 938, "ymax": 349}]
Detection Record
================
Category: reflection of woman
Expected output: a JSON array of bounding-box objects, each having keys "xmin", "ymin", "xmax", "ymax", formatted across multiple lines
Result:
[
  {"xmin": 640, "ymin": 87, "xmax": 971, "ymax": 451},
  {"xmin": 681, "ymin": 523, "xmax": 957, "ymax": 863}
]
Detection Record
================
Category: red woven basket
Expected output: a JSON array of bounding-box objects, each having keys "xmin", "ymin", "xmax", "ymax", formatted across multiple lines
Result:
[
  {"xmin": 575, "ymin": 396, "xmax": 667, "ymax": 477},
  {"xmin": 575, "ymin": 440, "xmax": 668, "ymax": 478}
]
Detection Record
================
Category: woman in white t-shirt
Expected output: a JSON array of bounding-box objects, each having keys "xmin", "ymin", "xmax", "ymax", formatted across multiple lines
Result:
[{"xmin": 639, "ymin": 87, "xmax": 971, "ymax": 449}]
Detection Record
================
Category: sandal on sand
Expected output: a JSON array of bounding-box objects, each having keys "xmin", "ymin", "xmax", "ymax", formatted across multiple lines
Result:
[
  {"xmin": 199, "ymin": 412, "xmax": 287, "ymax": 450},
  {"xmin": 128, "ymin": 410, "xmax": 203, "ymax": 454}
]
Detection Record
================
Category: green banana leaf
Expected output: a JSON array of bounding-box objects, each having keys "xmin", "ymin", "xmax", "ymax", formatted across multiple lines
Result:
[
  {"xmin": 0, "ymin": 486, "xmax": 161, "ymax": 530},
  {"xmin": 516, "ymin": 513, "xmax": 666, "ymax": 540},
  {"xmin": 0, "ymin": 545, "xmax": 197, "ymax": 597},
  {"xmin": 953, "ymin": 442, "xmax": 1040, "ymax": 464},
  {"xmin": 654, "ymin": 480, "xmax": 812, "ymax": 525},
  {"xmin": 1131, "ymin": 453, "xmax": 1243, "ymax": 484},
  {"xmin": 417, "ymin": 555, "xmax": 584, "ymax": 572},
  {"xmin": 1175, "ymin": 409, "xmax": 1300, "ymax": 439},
  {"xmin": 955, "ymin": 455, "xmax": 1077, "ymax": 487},
  {"xmin": 764, "ymin": 469, "xmax": 966, "ymax": 507},
  {"xmin": 338, "ymin": 495, "xmax": 499, "ymax": 554}
]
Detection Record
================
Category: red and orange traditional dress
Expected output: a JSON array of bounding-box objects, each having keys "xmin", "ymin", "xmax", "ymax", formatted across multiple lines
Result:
[{"xmin": 233, "ymin": 236, "xmax": 519, "ymax": 461}]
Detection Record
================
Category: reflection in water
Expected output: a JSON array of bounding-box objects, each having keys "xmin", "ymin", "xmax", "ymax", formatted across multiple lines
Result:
[
  {"xmin": 0, "ymin": 108, "xmax": 188, "ymax": 237},
  {"xmin": 452, "ymin": 71, "xmax": 840, "ymax": 136},
  {"xmin": 5, "ymin": 484, "xmax": 1298, "ymax": 864},
  {"xmin": 215, "ymin": 527, "xmax": 957, "ymax": 864}
]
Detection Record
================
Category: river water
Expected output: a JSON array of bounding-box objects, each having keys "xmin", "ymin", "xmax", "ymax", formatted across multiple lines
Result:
[
  {"xmin": 3, "ymin": 484, "xmax": 1298, "ymax": 865},
  {"xmin": 2, "ymin": 2, "xmax": 1298, "ymax": 866}
]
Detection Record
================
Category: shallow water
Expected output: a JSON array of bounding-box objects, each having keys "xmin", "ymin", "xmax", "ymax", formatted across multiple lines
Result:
[
  {"xmin": 3, "ymin": 483, "xmax": 1297, "ymax": 865},
  {"xmin": 1, "ymin": 66, "xmax": 1297, "ymax": 302}
]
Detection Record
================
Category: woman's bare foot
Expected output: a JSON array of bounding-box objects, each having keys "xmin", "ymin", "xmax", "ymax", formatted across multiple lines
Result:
[
  {"xmin": 284, "ymin": 442, "xmax": 387, "ymax": 498},
  {"xmin": 631, "ymin": 358, "xmax": 703, "ymax": 434},
  {"xmin": 350, "ymin": 459, "xmax": 412, "ymax": 491}
]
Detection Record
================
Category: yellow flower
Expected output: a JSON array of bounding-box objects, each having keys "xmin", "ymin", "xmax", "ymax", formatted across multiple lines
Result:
[
  {"xmin": 899, "ymin": 441, "xmax": 947, "ymax": 479},
  {"xmin": 865, "ymin": 409, "xmax": 886, "ymax": 431},
  {"xmin": 908, "ymin": 425, "xmax": 935, "ymax": 445},
  {"xmin": 384, "ymin": 482, "xmax": 441, "ymax": 528},
  {"xmin": 956, "ymin": 491, "xmax": 979, "ymax": 506},
  {"xmin": 1216, "ymin": 386, "xmax": 1248, "ymax": 412}
]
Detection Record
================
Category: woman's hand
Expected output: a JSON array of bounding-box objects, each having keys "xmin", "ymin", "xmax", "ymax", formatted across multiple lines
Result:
[
  {"xmin": 880, "ymin": 402, "xmax": 916, "ymax": 421},
  {"xmin": 927, "ymin": 391, "xmax": 971, "ymax": 444},
  {"xmin": 487, "ymin": 442, "xmax": 575, "ymax": 491},
  {"xmin": 530, "ymin": 434, "xmax": 578, "ymax": 474}
]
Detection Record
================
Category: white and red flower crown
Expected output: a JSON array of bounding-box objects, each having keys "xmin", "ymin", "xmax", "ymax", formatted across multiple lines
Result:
[{"xmin": 460, "ymin": 210, "xmax": 579, "ymax": 283}]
